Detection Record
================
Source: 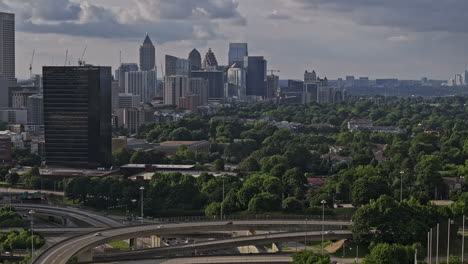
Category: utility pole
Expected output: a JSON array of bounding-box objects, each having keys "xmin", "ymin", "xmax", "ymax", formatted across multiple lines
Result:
[
  {"xmin": 321, "ymin": 200, "xmax": 326, "ymax": 255},
  {"xmin": 447, "ymin": 218, "xmax": 451, "ymax": 263},
  {"xmin": 139, "ymin": 186, "xmax": 145, "ymax": 224},
  {"xmin": 400, "ymin": 170, "xmax": 404, "ymax": 202},
  {"xmin": 462, "ymin": 215, "xmax": 465, "ymax": 264},
  {"xmin": 436, "ymin": 223, "xmax": 440, "ymax": 264}
]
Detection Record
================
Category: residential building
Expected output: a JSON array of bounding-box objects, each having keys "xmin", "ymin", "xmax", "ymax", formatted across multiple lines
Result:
[
  {"xmin": 228, "ymin": 43, "xmax": 248, "ymax": 67},
  {"xmin": 27, "ymin": 94, "xmax": 43, "ymax": 125},
  {"xmin": 0, "ymin": 136, "xmax": 12, "ymax": 162},
  {"xmin": 317, "ymin": 86, "xmax": 346, "ymax": 104},
  {"xmin": 125, "ymin": 69, "xmax": 157, "ymax": 103},
  {"xmin": 202, "ymin": 48, "xmax": 218, "ymax": 69},
  {"xmin": 227, "ymin": 67, "xmax": 247, "ymax": 99},
  {"xmin": 118, "ymin": 93, "xmax": 141, "ymax": 108},
  {"xmin": 153, "ymin": 140, "xmax": 211, "ymax": 156},
  {"xmin": 9, "ymin": 86, "xmax": 38, "ymax": 108},
  {"xmin": 43, "ymin": 66, "xmax": 112, "ymax": 168},
  {"xmin": 355, "ymin": 77, "xmax": 370, "ymax": 88},
  {"xmin": 244, "ymin": 56, "xmax": 267, "ymax": 97},
  {"xmin": 303, "ymin": 82, "xmax": 319, "ymax": 104},
  {"xmin": 0, "ymin": 108, "xmax": 27, "ymax": 124},
  {"xmin": 188, "ymin": 49, "xmax": 202, "ymax": 71},
  {"xmin": 191, "ymin": 70, "xmax": 224, "ymax": 99},
  {"xmin": 345, "ymin": 76, "xmax": 355, "ymax": 88},
  {"xmin": 139, "ymin": 34, "xmax": 156, "ymax": 71},
  {"xmin": 190, "ymin": 78, "xmax": 209, "ymax": 106},
  {"xmin": 0, "ymin": 12, "xmax": 15, "ymax": 87},
  {"xmin": 179, "ymin": 93, "xmax": 199, "ymax": 112},
  {"xmin": 304, "ymin": 70, "xmax": 317, "ymax": 83},
  {"xmin": 163, "ymin": 75, "xmax": 190, "ymax": 106},
  {"xmin": 116, "ymin": 63, "xmax": 138, "ymax": 92}
]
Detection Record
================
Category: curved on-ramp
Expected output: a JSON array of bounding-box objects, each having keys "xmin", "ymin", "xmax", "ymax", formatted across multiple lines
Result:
[
  {"xmin": 33, "ymin": 220, "xmax": 351, "ymax": 264},
  {"xmin": 12, "ymin": 204, "xmax": 122, "ymax": 228}
]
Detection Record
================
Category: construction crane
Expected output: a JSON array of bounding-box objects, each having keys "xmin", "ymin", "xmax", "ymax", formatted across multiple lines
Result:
[
  {"xmin": 268, "ymin": 69, "xmax": 280, "ymax": 75},
  {"xmin": 64, "ymin": 49, "xmax": 68, "ymax": 66},
  {"xmin": 78, "ymin": 45, "xmax": 87, "ymax": 66},
  {"xmin": 29, "ymin": 49, "xmax": 35, "ymax": 77}
]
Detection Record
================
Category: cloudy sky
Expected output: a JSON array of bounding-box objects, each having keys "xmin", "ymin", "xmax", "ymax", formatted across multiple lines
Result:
[{"xmin": 3, "ymin": 0, "xmax": 468, "ymax": 80}]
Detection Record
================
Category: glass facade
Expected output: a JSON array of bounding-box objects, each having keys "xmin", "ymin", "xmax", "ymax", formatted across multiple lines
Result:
[
  {"xmin": 228, "ymin": 43, "xmax": 248, "ymax": 67},
  {"xmin": 244, "ymin": 56, "xmax": 267, "ymax": 97},
  {"xmin": 43, "ymin": 66, "xmax": 111, "ymax": 168}
]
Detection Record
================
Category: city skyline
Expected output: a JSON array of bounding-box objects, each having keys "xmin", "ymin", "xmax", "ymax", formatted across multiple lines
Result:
[{"xmin": 1, "ymin": 0, "xmax": 467, "ymax": 80}]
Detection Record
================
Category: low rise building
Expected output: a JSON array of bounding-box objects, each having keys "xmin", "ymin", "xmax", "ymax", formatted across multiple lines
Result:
[
  {"xmin": 152, "ymin": 141, "xmax": 211, "ymax": 156},
  {"xmin": 0, "ymin": 136, "xmax": 12, "ymax": 162}
]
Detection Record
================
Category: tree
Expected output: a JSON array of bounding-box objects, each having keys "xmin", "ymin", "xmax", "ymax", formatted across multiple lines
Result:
[
  {"xmin": 363, "ymin": 243, "xmax": 416, "ymax": 264},
  {"xmin": 238, "ymin": 157, "xmax": 260, "ymax": 172},
  {"xmin": 451, "ymin": 192, "xmax": 468, "ymax": 216},
  {"xmin": 282, "ymin": 167, "xmax": 306, "ymax": 197},
  {"xmin": 351, "ymin": 175, "xmax": 389, "ymax": 206},
  {"xmin": 213, "ymin": 159, "xmax": 225, "ymax": 171},
  {"xmin": 237, "ymin": 184, "xmax": 260, "ymax": 208},
  {"xmin": 5, "ymin": 173, "xmax": 19, "ymax": 185},
  {"xmin": 112, "ymin": 148, "xmax": 134, "ymax": 166},
  {"xmin": 282, "ymin": 197, "xmax": 304, "ymax": 214},
  {"xmin": 205, "ymin": 202, "xmax": 221, "ymax": 217},
  {"xmin": 292, "ymin": 250, "xmax": 331, "ymax": 264},
  {"xmin": 248, "ymin": 192, "xmax": 281, "ymax": 213},
  {"xmin": 169, "ymin": 127, "xmax": 192, "ymax": 141}
]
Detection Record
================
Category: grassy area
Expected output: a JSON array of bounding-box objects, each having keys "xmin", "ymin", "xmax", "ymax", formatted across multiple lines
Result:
[
  {"xmin": 305, "ymin": 240, "xmax": 333, "ymax": 250},
  {"xmin": 108, "ymin": 240, "xmax": 130, "ymax": 249},
  {"xmin": 34, "ymin": 213, "xmax": 63, "ymax": 225},
  {"xmin": 330, "ymin": 241, "xmax": 370, "ymax": 259}
]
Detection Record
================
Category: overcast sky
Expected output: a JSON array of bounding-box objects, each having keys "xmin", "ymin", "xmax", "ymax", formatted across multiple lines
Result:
[{"xmin": 3, "ymin": 0, "xmax": 468, "ymax": 80}]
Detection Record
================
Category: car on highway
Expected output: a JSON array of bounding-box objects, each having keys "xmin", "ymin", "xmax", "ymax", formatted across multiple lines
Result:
[
  {"xmin": 94, "ymin": 232, "xmax": 102, "ymax": 237},
  {"xmin": 225, "ymin": 221, "xmax": 233, "ymax": 225},
  {"xmin": 157, "ymin": 225, "xmax": 164, "ymax": 229},
  {"xmin": 325, "ymin": 230, "xmax": 335, "ymax": 235}
]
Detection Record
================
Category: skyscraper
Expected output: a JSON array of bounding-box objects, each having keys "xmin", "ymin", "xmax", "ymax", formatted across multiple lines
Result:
[
  {"xmin": 463, "ymin": 70, "xmax": 468, "ymax": 85},
  {"xmin": 227, "ymin": 67, "xmax": 246, "ymax": 99},
  {"xmin": 266, "ymin": 74, "xmax": 279, "ymax": 99},
  {"xmin": 125, "ymin": 69, "xmax": 157, "ymax": 103},
  {"xmin": 202, "ymin": 48, "xmax": 218, "ymax": 69},
  {"xmin": 229, "ymin": 43, "xmax": 248, "ymax": 67},
  {"xmin": 189, "ymin": 49, "xmax": 202, "ymax": 71},
  {"xmin": 0, "ymin": 12, "xmax": 15, "ymax": 87},
  {"xmin": 304, "ymin": 70, "xmax": 317, "ymax": 83},
  {"xmin": 116, "ymin": 63, "xmax": 138, "ymax": 92},
  {"xmin": 139, "ymin": 34, "xmax": 156, "ymax": 71},
  {"xmin": 165, "ymin": 55, "xmax": 190, "ymax": 76},
  {"xmin": 455, "ymin": 74, "xmax": 463, "ymax": 86},
  {"xmin": 43, "ymin": 66, "xmax": 112, "ymax": 168},
  {"xmin": 191, "ymin": 70, "xmax": 224, "ymax": 99},
  {"xmin": 244, "ymin": 56, "xmax": 267, "ymax": 97},
  {"xmin": 27, "ymin": 94, "xmax": 43, "ymax": 126},
  {"xmin": 190, "ymin": 78, "xmax": 209, "ymax": 106}
]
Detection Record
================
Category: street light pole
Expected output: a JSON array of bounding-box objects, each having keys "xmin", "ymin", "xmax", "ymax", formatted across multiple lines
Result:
[
  {"xmin": 220, "ymin": 176, "xmax": 225, "ymax": 220},
  {"xmin": 447, "ymin": 218, "xmax": 451, "ymax": 263},
  {"xmin": 436, "ymin": 223, "xmax": 440, "ymax": 264},
  {"xmin": 29, "ymin": 209, "xmax": 35, "ymax": 263},
  {"xmin": 321, "ymin": 200, "xmax": 326, "ymax": 255},
  {"xmin": 462, "ymin": 215, "xmax": 465, "ymax": 264},
  {"xmin": 139, "ymin": 186, "xmax": 145, "ymax": 225},
  {"xmin": 400, "ymin": 171, "xmax": 404, "ymax": 202}
]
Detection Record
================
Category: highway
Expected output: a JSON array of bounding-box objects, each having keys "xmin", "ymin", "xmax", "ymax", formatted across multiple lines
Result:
[
  {"xmin": 122, "ymin": 255, "xmax": 293, "ymax": 264},
  {"xmin": 33, "ymin": 220, "xmax": 351, "ymax": 264},
  {"xmin": 94, "ymin": 230, "xmax": 353, "ymax": 262},
  {"xmin": 0, "ymin": 187, "xmax": 64, "ymax": 196},
  {"xmin": 12, "ymin": 204, "xmax": 122, "ymax": 228}
]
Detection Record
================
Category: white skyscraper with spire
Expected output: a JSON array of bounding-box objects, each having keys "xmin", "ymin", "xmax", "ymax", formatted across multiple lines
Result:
[{"xmin": 139, "ymin": 34, "xmax": 156, "ymax": 71}]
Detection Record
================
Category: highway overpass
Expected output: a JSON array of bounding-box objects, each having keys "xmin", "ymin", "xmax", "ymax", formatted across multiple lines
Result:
[
  {"xmin": 94, "ymin": 230, "xmax": 353, "ymax": 262},
  {"xmin": 33, "ymin": 220, "xmax": 351, "ymax": 264},
  {"xmin": 12, "ymin": 204, "xmax": 122, "ymax": 228}
]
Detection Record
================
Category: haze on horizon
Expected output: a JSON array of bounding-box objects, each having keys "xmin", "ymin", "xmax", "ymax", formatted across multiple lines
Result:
[{"xmin": 2, "ymin": 0, "xmax": 467, "ymax": 80}]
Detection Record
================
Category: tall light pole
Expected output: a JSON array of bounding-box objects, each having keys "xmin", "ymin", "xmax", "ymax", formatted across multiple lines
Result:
[
  {"xmin": 139, "ymin": 186, "xmax": 145, "ymax": 224},
  {"xmin": 29, "ymin": 209, "xmax": 35, "ymax": 263},
  {"xmin": 447, "ymin": 218, "xmax": 451, "ymax": 263},
  {"xmin": 220, "ymin": 176, "xmax": 225, "ymax": 220},
  {"xmin": 399, "ymin": 171, "xmax": 404, "ymax": 202},
  {"xmin": 321, "ymin": 200, "xmax": 327, "ymax": 255},
  {"xmin": 436, "ymin": 223, "xmax": 440, "ymax": 264},
  {"xmin": 8, "ymin": 187, "xmax": 11, "ymax": 208},
  {"xmin": 462, "ymin": 215, "xmax": 465, "ymax": 264}
]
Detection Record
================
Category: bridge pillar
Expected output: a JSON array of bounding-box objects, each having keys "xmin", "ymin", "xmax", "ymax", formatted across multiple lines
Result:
[
  {"xmin": 75, "ymin": 249, "xmax": 93, "ymax": 262},
  {"xmin": 61, "ymin": 216, "xmax": 67, "ymax": 226},
  {"xmin": 272, "ymin": 243, "xmax": 282, "ymax": 253},
  {"xmin": 151, "ymin": 235, "xmax": 162, "ymax": 248},
  {"xmin": 129, "ymin": 238, "xmax": 136, "ymax": 250}
]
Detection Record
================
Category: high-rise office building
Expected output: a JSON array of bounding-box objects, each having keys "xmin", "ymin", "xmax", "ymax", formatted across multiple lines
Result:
[
  {"xmin": 244, "ymin": 56, "xmax": 267, "ymax": 97},
  {"xmin": 189, "ymin": 49, "xmax": 202, "ymax": 71},
  {"xmin": 118, "ymin": 93, "xmax": 141, "ymax": 109},
  {"xmin": 116, "ymin": 63, "xmax": 138, "ymax": 92},
  {"xmin": 463, "ymin": 70, "xmax": 468, "ymax": 85},
  {"xmin": 227, "ymin": 67, "xmax": 246, "ymax": 99},
  {"xmin": 165, "ymin": 55, "xmax": 190, "ymax": 76},
  {"xmin": 125, "ymin": 70, "xmax": 157, "ymax": 103},
  {"xmin": 163, "ymin": 75, "xmax": 190, "ymax": 106},
  {"xmin": 43, "ymin": 66, "xmax": 112, "ymax": 168},
  {"xmin": 228, "ymin": 43, "xmax": 248, "ymax": 67},
  {"xmin": 0, "ymin": 12, "xmax": 15, "ymax": 87},
  {"xmin": 455, "ymin": 74, "xmax": 463, "ymax": 86},
  {"xmin": 304, "ymin": 70, "xmax": 317, "ymax": 83},
  {"xmin": 191, "ymin": 70, "xmax": 224, "ymax": 99},
  {"xmin": 27, "ymin": 94, "xmax": 43, "ymax": 125},
  {"xmin": 202, "ymin": 48, "xmax": 218, "ymax": 69},
  {"xmin": 139, "ymin": 34, "xmax": 156, "ymax": 71},
  {"xmin": 190, "ymin": 78, "xmax": 209, "ymax": 106}
]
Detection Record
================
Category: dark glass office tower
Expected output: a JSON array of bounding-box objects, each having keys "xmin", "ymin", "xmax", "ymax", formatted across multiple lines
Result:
[
  {"xmin": 244, "ymin": 56, "xmax": 267, "ymax": 97},
  {"xmin": 43, "ymin": 66, "xmax": 111, "ymax": 168}
]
